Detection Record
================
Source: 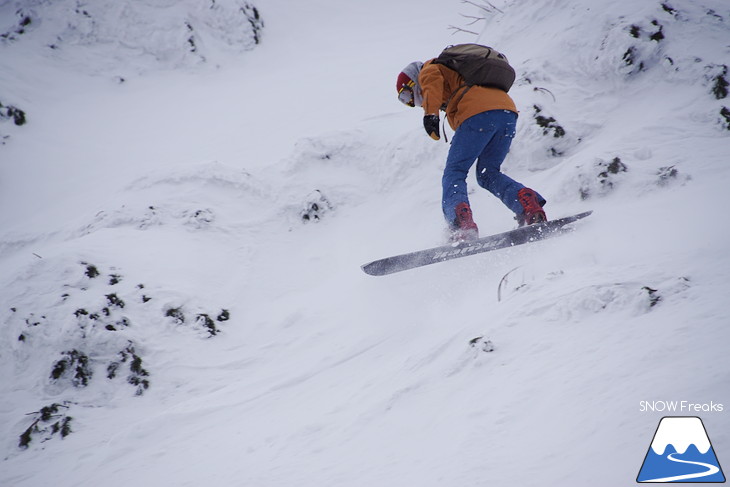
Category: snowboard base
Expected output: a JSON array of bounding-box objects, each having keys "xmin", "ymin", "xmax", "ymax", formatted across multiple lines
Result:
[{"xmin": 361, "ymin": 211, "xmax": 592, "ymax": 276}]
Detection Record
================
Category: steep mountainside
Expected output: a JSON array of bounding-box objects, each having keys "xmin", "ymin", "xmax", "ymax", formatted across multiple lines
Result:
[{"xmin": 1, "ymin": 0, "xmax": 728, "ymax": 485}]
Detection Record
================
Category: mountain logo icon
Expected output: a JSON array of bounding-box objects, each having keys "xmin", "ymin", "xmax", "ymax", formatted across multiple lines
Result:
[{"xmin": 637, "ymin": 416, "xmax": 726, "ymax": 483}]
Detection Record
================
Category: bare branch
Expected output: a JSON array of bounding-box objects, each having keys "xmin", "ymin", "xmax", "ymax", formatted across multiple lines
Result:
[
  {"xmin": 533, "ymin": 86, "xmax": 557, "ymax": 103},
  {"xmin": 448, "ymin": 25, "xmax": 481, "ymax": 36},
  {"xmin": 460, "ymin": 14, "xmax": 486, "ymax": 26},
  {"xmin": 461, "ymin": 0, "xmax": 504, "ymax": 15}
]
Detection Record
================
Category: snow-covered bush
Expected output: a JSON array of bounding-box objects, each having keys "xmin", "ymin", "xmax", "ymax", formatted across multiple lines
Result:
[
  {"xmin": 0, "ymin": 0, "xmax": 264, "ymax": 73},
  {"xmin": 4, "ymin": 259, "xmax": 232, "ymax": 452}
]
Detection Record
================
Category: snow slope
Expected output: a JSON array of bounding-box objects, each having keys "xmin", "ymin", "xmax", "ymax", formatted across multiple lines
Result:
[{"xmin": 1, "ymin": 0, "xmax": 729, "ymax": 486}]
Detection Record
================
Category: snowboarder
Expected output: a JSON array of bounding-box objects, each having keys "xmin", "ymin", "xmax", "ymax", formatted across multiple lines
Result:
[{"xmin": 397, "ymin": 54, "xmax": 547, "ymax": 242}]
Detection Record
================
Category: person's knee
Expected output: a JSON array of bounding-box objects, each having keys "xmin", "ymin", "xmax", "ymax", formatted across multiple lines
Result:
[{"xmin": 476, "ymin": 166, "xmax": 499, "ymax": 190}]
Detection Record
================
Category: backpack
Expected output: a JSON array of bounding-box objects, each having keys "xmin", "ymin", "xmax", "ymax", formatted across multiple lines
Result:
[{"xmin": 432, "ymin": 43, "xmax": 516, "ymax": 92}]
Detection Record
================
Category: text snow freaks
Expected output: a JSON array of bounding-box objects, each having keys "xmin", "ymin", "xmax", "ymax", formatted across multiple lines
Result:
[{"xmin": 639, "ymin": 401, "xmax": 724, "ymax": 413}]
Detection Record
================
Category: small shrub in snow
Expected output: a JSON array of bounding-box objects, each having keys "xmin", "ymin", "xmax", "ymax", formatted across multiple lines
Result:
[
  {"xmin": 720, "ymin": 107, "xmax": 730, "ymax": 131},
  {"xmin": 0, "ymin": 101, "xmax": 27, "ymax": 126},
  {"xmin": 638, "ymin": 278, "xmax": 689, "ymax": 311},
  {"xmin": 105, "ymin": 316, "xmax": 131, "ymax": 332},
  {"xmin": 50, "ymin": 350, "xmax": 93, "ymax": 388},
  {"xmin": 196, "ymin": 313, "xmax": 218, "ymax": 336},
  {"xmin": 0, "ymin": 99, "xmax": 27, "ymax": 144},
  {"xmin": 706, "ymin": 64, "xmax": 728, "ymax": 100},
  {"xmin": 138, "ymin": 284, "xmax": 152, "ymax": 303},
  {"xmin": 300, "ymin": 190, "xmax": 333, "ymax": 223},
  {"xmin": 580, "ymin": 157, "xmax": 628, "ymax": 199},
  {"xmin": 661, "ymin": 3, "xmax": 677, "ymax": 17},
  {"xmin": 18, "ymin": 402, "xmax": 73, "ymax": 449},
  {"xmin": 619, "ymin": 18, "xmax": 666, "ymax": 75},
  {"xmin": 524, "ymin": 276, "xmax": 691, "ymax": 323},
  {"xmin": 105, "ymin": 293, "xmax": 125, "ymax": 309},
  {"xmin": 648, "ymin": 20, "xmax": 665, "ymax": 42},
  {"xmin": 622, "ymin": 46, "xmax": 644, "ymax": 72},
  {"xmin": 526, "ymin": 104, "xmax": 576, "ymax": 158},
  {"xmin": 656, "ymin": 165, "xmax": 690, "ymax": 187},
  {"xmin": 642, "ymin": 286, "xmax": 662, "ymax": 308},
  {"xmin": 165, "ymin": 307, "xmax": 186, "ymax": 324},
  {"xmin": 82, "ymin": 262, "xmax": 100, "ymax": 279},
  {"xmin": 706, "ymin": 9, "xmax": 724, "ymax": 22},
  {"xmin": 165, "ymin": 306, "xmax": 231, "ymax": 337},
  {"xmin": 0, "ymin": 10, "xmax": 32, "ymax": 43},
  {"xmin": 74, "ymin": 308, "xmax": 89, "ymax": 318},
  {"xmin": 107, "ymin": 342, "xmax": 150, "ymax": 396},
  {"xmin": 183, "ymin": 208, "xmax": 215, "ymax": 229},
  {"xmin": 185, "ymin": 22, "xmax": 197, "ymax": 54},
  {"xmin": 627, "ymin": 20, "xmax": 665, "ymax": 42},
  {"xmin": 242, "ymin": 3, "xmax": 264, "ymax": 44},
  {"xmin": 469, "ymin": 336, "xmax": 495, "ymax": 353},
  {"xmin": 533, "ymin": 104, "xmax": 565, "ymax": 139},
  {"xmin": 598, "ymin": 157, "xmax": 628, "ymax": 179},
  {"xmin": 81, "ymin": 204, "xmax": 225, "ymax": 234}
]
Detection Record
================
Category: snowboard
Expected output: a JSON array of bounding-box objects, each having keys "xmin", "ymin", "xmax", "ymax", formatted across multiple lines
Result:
[{"xmin": 361, "ymin": 211, "xmax": 592, "ymax": 276}]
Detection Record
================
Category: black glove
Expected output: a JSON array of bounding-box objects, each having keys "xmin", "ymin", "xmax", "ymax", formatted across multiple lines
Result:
[{"xmin": 423, "ymin": 114, "xmax": 440, "ymax": 140}]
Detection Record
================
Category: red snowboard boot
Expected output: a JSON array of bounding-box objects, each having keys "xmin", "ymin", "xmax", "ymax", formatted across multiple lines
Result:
[
  {"xmin": 450, "ymin": 202, "xmax": 479, "ymax": 242},
  {"xmin": 516, "ymin": 188, "xmax": 547, "ymax": 227}
]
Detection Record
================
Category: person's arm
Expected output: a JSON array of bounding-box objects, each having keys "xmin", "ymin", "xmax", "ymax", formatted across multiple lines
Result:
[
  {"xmin": 419, "ymin": 61, "xmax": 445, "ymax": 116},
  {"xmin": 418, "ymin": 61, "xmax": 444, "ymax": 140}
]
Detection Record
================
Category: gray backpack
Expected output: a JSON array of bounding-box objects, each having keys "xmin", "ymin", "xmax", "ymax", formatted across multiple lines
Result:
[{"xmin": 432, "ymin": 43, "xmax": 516, "ymax": 92}]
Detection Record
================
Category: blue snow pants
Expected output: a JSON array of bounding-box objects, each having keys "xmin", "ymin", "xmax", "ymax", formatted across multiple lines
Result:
[{"xmin": 442, "ymin": 109, "xmax": 543, "ymax": 225}]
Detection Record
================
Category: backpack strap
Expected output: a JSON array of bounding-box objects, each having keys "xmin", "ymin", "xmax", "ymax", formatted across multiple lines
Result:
[
  {"xmin": 446, "ymin": 84, "xmax": 472, "ymax": 111},
  {"xmin": 437, "ymin": 84, "xmax": 473, "ymax": 143}
]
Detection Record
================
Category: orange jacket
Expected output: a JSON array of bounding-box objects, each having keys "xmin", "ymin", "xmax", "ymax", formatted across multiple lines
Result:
[{"xmin": 418, "ymin": 60, "xmax": 518, "ymax": 130}]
